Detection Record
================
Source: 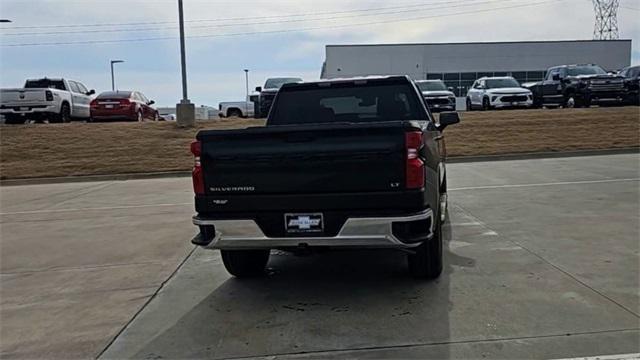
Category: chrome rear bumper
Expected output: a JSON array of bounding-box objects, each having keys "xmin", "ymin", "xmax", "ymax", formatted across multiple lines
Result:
[{"xmin": 192, "ymin": 209, "xmax": 433, "ymax": 250}]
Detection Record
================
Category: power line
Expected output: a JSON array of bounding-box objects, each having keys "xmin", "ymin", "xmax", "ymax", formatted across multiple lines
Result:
[
  {"xmin": 0, "ymin": 0, "xmax": 563, "ymax": 47},
  {"xmin": 0, "ymin": 0, "xmax": 492, "ymax": 31},
  {"xmin": 1, "ymin": 0, "xmax": 517, "ymax": 37}
]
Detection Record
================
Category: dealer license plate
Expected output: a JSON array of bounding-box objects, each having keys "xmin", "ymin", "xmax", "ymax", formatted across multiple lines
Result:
[
  {"xmin": 285, "ymin": 213, "xmax": 324, "ymax": 233},
  {"xmin": 19, "ymin": 107, "xmax": 29, "ymax": 111},
  {"xmin": 105, "ymin": 104, "xmax": 114, "ymax": 109}
]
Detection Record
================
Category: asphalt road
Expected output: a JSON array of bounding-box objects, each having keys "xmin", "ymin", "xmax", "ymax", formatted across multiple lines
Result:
[{"xmin": 1, "ymin": 154, "xmax": 639, "ymax": 359}]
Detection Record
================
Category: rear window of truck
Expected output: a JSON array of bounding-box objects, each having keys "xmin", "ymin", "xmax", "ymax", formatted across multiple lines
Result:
[
  {"xmin": 269, "ymin": 83, "xmax": 427, "ymax": 125},
  {"xmin": 24, "ymin": 79, "xmax": 66, "ymax": 90}
]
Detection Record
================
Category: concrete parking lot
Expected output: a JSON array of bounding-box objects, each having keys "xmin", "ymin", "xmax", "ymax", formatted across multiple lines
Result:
[{"xmin": 1, "ymin": 154, "xmax": 639, "ymax": 359}]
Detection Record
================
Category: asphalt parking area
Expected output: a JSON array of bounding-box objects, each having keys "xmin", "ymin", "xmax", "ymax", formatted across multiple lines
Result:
[{"xmin": 1, "ymin": 154, "xmax": 639, "ymax": 359}]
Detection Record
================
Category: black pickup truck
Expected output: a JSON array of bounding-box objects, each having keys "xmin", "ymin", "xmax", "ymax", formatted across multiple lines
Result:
[
  {"xmin": 190, "ymin": 76, "xmax": 460, "ymax": 279},
  {"xmin": 522, "ymin": 64, "xmax": 626, "ymax": 108},
  {"xmin": 254, "ymin": 77, "xmax": 303, "ymax": 118}
]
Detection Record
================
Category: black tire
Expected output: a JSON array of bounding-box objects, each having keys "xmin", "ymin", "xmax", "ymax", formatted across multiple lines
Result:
[
  {"xmin": 482, "ymin": 97, "xmax": 491, "ymax": 111},
  {"xmin": 407, "ymin": 213, "xmax": 443, "ymax": 279},
  {"xmin": 532, "ymin": 96, "xmax": 543, "ymax": 109},
  {"xmin": 227, "ymin": 108, "xmax": 242, "ymax": 118},
  {"xmin": 466, "ymin": 98, "xmax": 473, "ymax": 111},
  {"xmin": 221, "ymin": 249, "xmax": 270, "ymax": 277},
  {"xmin": 136, "ymin": 111, "xmax": 143, "ymax": 122},
  {"xmin": 564, "ymin": 94, "xmax": 583, "ymax": 108},
  {"xmin": 4, "ymin": 115, "xmax": 26, "ymax": 125},
  {"xmin": 153, "ymin": 112, "xmax": 160, "ymax": 121},
  {"xmin": 55, "ymin": 102, "xmax": 71, "ymax": 123}
]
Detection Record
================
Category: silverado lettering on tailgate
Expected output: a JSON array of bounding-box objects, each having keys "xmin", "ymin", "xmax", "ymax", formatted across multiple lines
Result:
[{"xmin": 209, "ymin": 186, "xmax": 255, "ymax": 192}]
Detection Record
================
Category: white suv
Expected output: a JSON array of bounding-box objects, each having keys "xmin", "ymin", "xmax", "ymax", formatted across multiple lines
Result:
[{"xmin": 466, "ymin": 76, "xmax": 532, "ymax": 111}]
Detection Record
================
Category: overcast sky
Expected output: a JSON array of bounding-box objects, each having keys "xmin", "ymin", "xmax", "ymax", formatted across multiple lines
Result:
[{"xmin": 1, "ymin": 0, "xmax": 638, "ymax": 107}]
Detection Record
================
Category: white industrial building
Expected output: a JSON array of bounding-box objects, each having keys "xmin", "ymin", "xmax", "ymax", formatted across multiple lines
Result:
[{"xmin": 320, "ymin": 40, "xmax": 632, "ymax": 97}]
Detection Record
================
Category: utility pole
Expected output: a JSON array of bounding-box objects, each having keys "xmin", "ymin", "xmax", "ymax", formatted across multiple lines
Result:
[
  {"xmin": 110, "ymin": 60, "xmax": 124, "ymax": 91},
  {"xmin": 592, "ymin": 0, "xmax": 619, "ymax": 40},
  {"xmin": 244, "ymin": 69, "xmax": 249, "ymax": 117},
  {"xmin": 176, "ymin": 0, "xmax": 195, "ymax": 127}
]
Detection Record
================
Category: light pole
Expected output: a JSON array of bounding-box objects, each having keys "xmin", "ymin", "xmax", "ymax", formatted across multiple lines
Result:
[
  {"xmin": 244, "ymin": 69, "xmax": 249, "ymax": 116},
  {"xmin": 110, "ymin": 60, "xmax": 124, "ymax": 91},
  {"xmin": 176, "ymin": 0, "xmax": 194, "ymax": 127}
]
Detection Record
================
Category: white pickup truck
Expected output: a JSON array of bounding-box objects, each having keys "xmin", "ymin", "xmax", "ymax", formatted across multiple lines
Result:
[
  {"xmin": 0, "ymin": 78, "xmax": 95, "ymax": 124},
  {"xmin": 218, "ymin": 99, "xmax": 254, "ymax": 118}
]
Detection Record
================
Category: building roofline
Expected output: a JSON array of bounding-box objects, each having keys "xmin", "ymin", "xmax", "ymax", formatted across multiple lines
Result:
[{"xmin": 326, "ymin": 39, "xmax": 632, "ymax": 48}]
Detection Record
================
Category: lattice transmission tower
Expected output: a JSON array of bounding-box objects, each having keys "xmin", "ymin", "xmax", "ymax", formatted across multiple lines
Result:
[{"xmin": 592, "ymin": 0, "xmax": 620, "ymax": 40}]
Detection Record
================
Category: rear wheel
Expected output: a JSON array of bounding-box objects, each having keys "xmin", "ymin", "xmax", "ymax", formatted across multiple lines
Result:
[
  {"xmin": 221, "ymin": 249, "xmax": 270, "ymax": 277},
  {"xmin": 136, "ymin": 111, "xmax": 143, "ymax": 122},
  {"xmin": 54, "ymin": 103, "xmax": 71, "ymax": 123},
  {"xmin": 407, "ymin": 194, "xmax": 444, "ymax": 280},
  {"xmin": 407, "ymin": 214, "xmax": 443, "ymax": 279},
  {"xmin": 227, "ymin": 108, "xmax": 242, "ymax": 118},
  {"xmin": 466, "ymin": 98, "xmax": 473, "ymax": 111}
]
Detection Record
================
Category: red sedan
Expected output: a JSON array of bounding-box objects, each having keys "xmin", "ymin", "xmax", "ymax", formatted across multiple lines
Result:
[{"xmin": 90, "ymin": 91, "xmax": 159, "ymax": 122}]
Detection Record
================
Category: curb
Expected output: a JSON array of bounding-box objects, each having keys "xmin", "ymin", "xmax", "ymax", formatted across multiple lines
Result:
[
  {"xmin": 446, "ymin": 147, "xmax": 639, "ymax": 163},
  {"xmin": 1, "ymin": 147, "xmax": 638, "ymax": 186},
  {"xmin": 0, "ymin": 171, "xmax": 191, "ymax": 187}
]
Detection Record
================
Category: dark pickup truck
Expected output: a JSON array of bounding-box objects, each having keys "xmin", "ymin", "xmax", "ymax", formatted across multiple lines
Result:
[
  {"xmin": 254, "ymin": 77, "xmax": 303, "ymax": 118},
  {"xmin": 522, "ymin": 64, "xmax": 626, "ymax": 108},
  {"xmin": 190, "ymin": 76, "xmax": 460, "ymax": 279}
]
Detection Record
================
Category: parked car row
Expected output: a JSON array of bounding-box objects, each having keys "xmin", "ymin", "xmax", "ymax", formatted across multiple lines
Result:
[
  {"xmin": 0, "ymin": 77, "xmax": 161, "ymax": 124},
  {"xmin": 414, "ymin": 64, "xmax": 639, "ymax": 113},
  {"xmin": 463, "ymin": 64, "xmax": 639, "ymax": 111}
]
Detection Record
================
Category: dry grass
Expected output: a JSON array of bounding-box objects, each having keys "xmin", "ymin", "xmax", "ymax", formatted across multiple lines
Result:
[
  {"xmin": 443, "ymin": 106, "xmax": 639, "ymax": 156},
  {"xmin": 1, "ymin": 107, "xmax": 638, "ymax": 180}
]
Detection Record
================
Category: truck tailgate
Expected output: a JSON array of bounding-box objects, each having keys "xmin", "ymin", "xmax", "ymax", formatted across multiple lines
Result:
[
  {"xmin": 0, "ymin": 89, "xmax": 46, "ymax": 104},
  {"xmin": 198, "ymin": 122, "xmax": 410, "ymax": 196}
]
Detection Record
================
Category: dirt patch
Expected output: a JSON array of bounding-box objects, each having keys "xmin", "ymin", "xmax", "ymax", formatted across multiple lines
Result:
[{"xmin": 1, "ymin": 107, "xmax": 638, "ymax": 180}]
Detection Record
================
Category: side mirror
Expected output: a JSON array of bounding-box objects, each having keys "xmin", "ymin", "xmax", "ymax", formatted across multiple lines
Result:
[
  {"xmin": 148, "ymin": 100, "xmax": 155, "ymax": 105},
  {"xmin": 552, "ymin": 74, "xmax": 561, "ymax": 81},
  {"xmin": 437, "ymin": 112, "xmax": 460, "ymax": 131},
  {"xmin": 255, "ymin": 86, "xmax": 262, "ymax": 92},
  {"xmin": 87, "ymin": 89, "xmax": 95, "ymax": 95}
]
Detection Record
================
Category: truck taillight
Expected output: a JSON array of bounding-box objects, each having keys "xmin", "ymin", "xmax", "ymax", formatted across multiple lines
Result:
[
  {"xmin": 119, "ymin": 99, "xmax": 131, "ymax": 107},
  {"xmin": 190, "ymin": 140, "xmax": 204, "ymax": 194},
  {"xmin": 45, "ymin": 90, "xmax": 53, "ymax": 101},
  {"xmin": 405, "ymin": 131, "xmax": 424, "ymax": 189}
]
